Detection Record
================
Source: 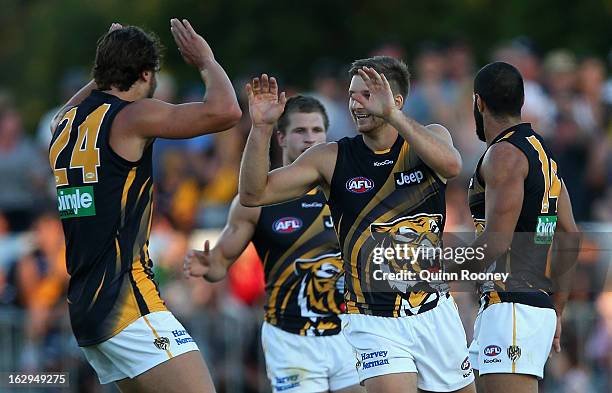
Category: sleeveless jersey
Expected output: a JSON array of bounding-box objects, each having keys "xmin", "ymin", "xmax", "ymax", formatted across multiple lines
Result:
[
  {"xmin": 328, "ymin": 134, "xmax": 449, "ymax": 318},
  {"xmin": 49, "ymin": 91, "xmax": 166, "ymax": 346},
  {"xmin": 252, "ymin": 190, "xmax": 343, "ymax": 336},
  {"xmin": 468, "ymin": 123, "xmax": 560, "ymax": 310}
]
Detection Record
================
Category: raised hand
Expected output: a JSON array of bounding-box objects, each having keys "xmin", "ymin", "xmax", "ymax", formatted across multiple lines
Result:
[
  {"xmin": 183, "ymin": 240, "xmax": 212, "ymax": 279},
  {"xmin": 352, "ymin": 66, "xmax": 397, "ymax": 119},
  {"xmin": 246, "ymin": 74, "xmax": 287, "ymax": 128},
  {"xmin": 170, "ymin": 18, "xmax": 215, "ymax": 69}
]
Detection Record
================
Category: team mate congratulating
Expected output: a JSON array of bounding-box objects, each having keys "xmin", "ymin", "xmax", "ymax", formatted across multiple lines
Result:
[
  {"xmin": 185, "ymin": 94, "xmax": 362, "ymax": 393},
  {"xmin": 466, "ymin": 62, "xmax": 580, "ymax": 393},
  {"xmin": 239, "ymin": 57, "xmax": 475, "ymax": 393},
  {"xmin": 49, "ymin": 20, "xmax": 240, "ymax": 392}
]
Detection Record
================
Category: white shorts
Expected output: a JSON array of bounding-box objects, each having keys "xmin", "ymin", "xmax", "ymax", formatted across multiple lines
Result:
[
  {"xmin": 261, "ymin": 322, "xmax": 360, "ymax": 392},
  {"xmin": 468, "ymin": 302, "xmax": 556, "ymax": 379},
  {"xmin": 341, "ymin": 295, "xmax": 474, "ymax": 392},
  {"xmin": 81, "ymin": 311, "xmax": 200, "ymax": 384}
]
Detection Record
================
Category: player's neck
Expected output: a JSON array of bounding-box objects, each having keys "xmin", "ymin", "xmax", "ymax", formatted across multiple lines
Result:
[
  {"xmin": 104, "ymin": 87, "xmax": 144, "ymax": 102},
  {"xmin": 362, "ymin": 125, "xmax": 398, "ymax": 152},
  {"xmin": 484, "ymin": 116, "xmax": 522, "ymax": 146},
  {"xmin": 282, "ymin": 152, "xmax": 292, "ymax": 167}
]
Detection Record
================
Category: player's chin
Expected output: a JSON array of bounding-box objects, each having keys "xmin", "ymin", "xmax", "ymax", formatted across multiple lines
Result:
[{"xmin": 355, "ymin": 121, "xmax": 378, "ymax": 134}]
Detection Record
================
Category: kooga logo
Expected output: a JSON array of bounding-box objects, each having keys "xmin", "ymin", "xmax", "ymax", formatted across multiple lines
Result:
[
  {"xmin": 346, "ymin": 177, "xmax": 374, "ymax": 194},
  {"xmin": 273, "ymin": 217, "xmax": 302, "ymax": 234}
]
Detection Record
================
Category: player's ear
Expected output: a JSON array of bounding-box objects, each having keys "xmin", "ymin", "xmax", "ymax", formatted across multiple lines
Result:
[
  {"xmin": 141, "ymin": 70, "xmax": 152, "ymax": 82},
  {"xmin": 475, "ymin": 94, "xmax": 485, "ymax": 113},
  {"xmin": 395, "ymin": 94, "xmax": 404, "ymax": 110}
]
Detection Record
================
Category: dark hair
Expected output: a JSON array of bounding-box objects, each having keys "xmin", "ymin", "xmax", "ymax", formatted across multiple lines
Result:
[
  {"xmin": 93, "ymin": 26, "xmax": 162, "ymax": 91},
  {"xmin": 474, "ymin": 62, "xmax": 524, "ymax": 117},
  {"xmin": 277, "ymin": 95, "xmax": 329, "ymax": 134},
  {"xmin": 348, "ymin": 56, "xmax": 411, "ymax": 98}
]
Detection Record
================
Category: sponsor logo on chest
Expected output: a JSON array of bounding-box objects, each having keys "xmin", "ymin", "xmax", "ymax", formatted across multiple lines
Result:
[
  {"xmin": 57, "ymin": 186, "xmax": 96, "ymax": 219},
  {"xmin": 346, "ymin": 177, "xmax": 375, "ymax": 194},
  {"xmin": 535, "ymin": 215, "xmax": 557, "ymax": 244},
  {"xmin": 273, "ymin": 217, "xmax": 303, "ymax": 234},
  {"xmin": 301, "ymin": 202, "xmax": 323, "ymax": 208},
  {"xmin": 394, "ymin": 169, "xmax": 425, "ymax": 188}
]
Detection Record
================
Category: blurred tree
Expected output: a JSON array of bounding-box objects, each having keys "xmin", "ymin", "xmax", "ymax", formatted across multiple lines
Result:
[{"xmin": 0, "ymin": 0, "xmax": 610, "ymax": 132}]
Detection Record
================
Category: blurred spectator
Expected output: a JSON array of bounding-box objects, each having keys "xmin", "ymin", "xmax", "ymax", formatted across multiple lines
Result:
[
  {"xmin": 493, "ymin": 39, "xmax": 556, "ymax": 136},
  {"xmin": 309, "ymin": 58, "xmax": 355, "ymax": 141},
  {"xmin": 404, "ymin": 42, "xmax": 457, "ymax": 127},
  {"xmin": 35, "ymin": 69, "xmax": 88, "ymax": 150},
  {"xmin": 0, "ymin": 92, "xmax": 47, "ymax": 231}
]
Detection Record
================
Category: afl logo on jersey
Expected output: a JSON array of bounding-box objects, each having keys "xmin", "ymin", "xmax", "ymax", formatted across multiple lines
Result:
[
  {"xmin": 346, "ymin": 177, "xmax": 374, "ymax": 193},
  {"xmin": 273, "ymin": 217, "xmax": 303, "ymax": 234}
]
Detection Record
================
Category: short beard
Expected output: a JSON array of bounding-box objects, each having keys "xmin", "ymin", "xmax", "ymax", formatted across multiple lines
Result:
[{"xmin": 474, "ymin": 102, "xmax": 486, "ymax": 142}]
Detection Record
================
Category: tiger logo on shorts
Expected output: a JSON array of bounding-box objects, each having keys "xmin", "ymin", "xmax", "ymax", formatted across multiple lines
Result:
[
  {"xmin": 370, "ymin": 213, "xmax": 443, "ymax": 293},
  {"xmin": 294, "ymin": 252, "xmax": 344, "ymax": 319},
  {"xmin": 153, "ymin": 336, "xmax": 170, "ymax": 351}
]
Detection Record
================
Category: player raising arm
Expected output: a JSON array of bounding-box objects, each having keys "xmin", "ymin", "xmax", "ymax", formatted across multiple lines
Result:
[
  {"xmin": 49, "ymin": 20, "xmax": 240, "ymax": 393},
  {"xmin": 239, "ymin": 57, "xmax": 474, "ymax": 393}
]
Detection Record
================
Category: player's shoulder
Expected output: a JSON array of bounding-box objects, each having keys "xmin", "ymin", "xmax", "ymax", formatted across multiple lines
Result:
[
  {"xmin": 425, "ymin": 123, "xmax": 450, "ymax": 134},
  {"xmin": 300, "ymin": 141, "xmax": 338, "ymax": 161},
  {"xmin": 482, "ymin": 141, "xmax": 529, "ymax": 182}
]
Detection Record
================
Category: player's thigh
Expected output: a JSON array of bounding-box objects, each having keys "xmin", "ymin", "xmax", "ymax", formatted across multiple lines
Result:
[
  {"xmin": 480, "ymin": 373, "xmax": 537, "ymax": 393},
  {"xmin": 333, "ymin": 384, "xmax": 366, "ymax": 393},
  {"xmin": 418, "ymin": 382, "xmax": 476, "ymax": 393},
  {"xmin": 363, "ymin": 372, "xmax": 417, "ymax": 393},
  {"xmin": 115, "ymin": 350, "xmax": 215, "ymax": 393}
]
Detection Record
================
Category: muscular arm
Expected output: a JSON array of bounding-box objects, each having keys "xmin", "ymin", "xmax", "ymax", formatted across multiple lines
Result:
[
  {"xmin": 116, "ymin": 59, "xmax": 241, "ymax": 139},
  {"xmin": 387, "ymin": 111, "xmax": 462, "ymax": 179},
  {"xmin": 239, "ymin": 131, "xmax": 334, "ymax": 206},
  {"xmin": 189, "ymin": 196, "xmax": 260, "ymax": 282},
  {"xmin": 470, "ymin": 142, "xmax": 528, "ymax": 270}
]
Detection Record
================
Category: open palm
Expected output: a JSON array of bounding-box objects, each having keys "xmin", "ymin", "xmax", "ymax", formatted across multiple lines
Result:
[
  {"xmin": 352, "ymin": 67, "xmax": 396, "ymax": 119},
  {"xmin": 247, "ymin": 74, "xmax": 286, "ymax": 127}
]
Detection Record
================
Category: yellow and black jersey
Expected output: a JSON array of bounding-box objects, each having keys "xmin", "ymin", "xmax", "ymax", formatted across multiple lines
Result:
[
  {"xmin": 327, "ymin": 134, "xmax": 449, "ymax": 318},
  {"xmin": 49, "ymin": 91, "xmax": 166, "ymax": 346},
  {"xmin": 468, "ymin": 123, "xmax": 560, "ymax": 310},
  {"xmin": 252, "ymin": 190, "xmax": 343, "ymax": 336}
]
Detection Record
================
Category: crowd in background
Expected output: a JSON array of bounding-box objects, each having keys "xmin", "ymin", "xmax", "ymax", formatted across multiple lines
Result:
[{"xmin": 0, "ymin": 38, "xmax": 610, "ymax": 392}]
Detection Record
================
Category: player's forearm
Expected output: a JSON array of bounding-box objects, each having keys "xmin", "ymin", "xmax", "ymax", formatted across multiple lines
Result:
[
  {"xmin": 386, "ymin": 109, "xmax": 461, "ymax": 178},
  {"xmin": 239, "ymin": 125, "xmax": 274, "ymax": 206},
  {"xmin": 197, "ymin": 59, "xmax": 242, "ymax": 128},
  {"xmin": 470, "ymin": 230, "xmax": 513, "ymax": 271},
  {"xmin": 51, "ymin": 80, "xmax": 98, "ymax": 132},
  {"xmin": 550, "ymin": 231, "xmax": 581, "ymax": 315}
]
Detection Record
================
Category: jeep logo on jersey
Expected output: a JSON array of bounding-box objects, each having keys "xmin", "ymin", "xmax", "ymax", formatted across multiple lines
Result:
[
  {"xmin": 323, "ymin": 215, "xmax": 334, "ymax": 229},
  {"xmin": 394, "ymin": 169, "xmax": 424, "ymax": 188},
  {"xmin": 346, "ymin": 177, "xmax": 374, "ymax": 193},
  {"xmin": 535, "ymin": 215, "xmax": 557, "ymax": 244},
  {"xmin": 484, "ymin": 345, "xmax": 502, "ymax": 357},
  {"xmin": 57, "ymin": 186, "xmax": 96, "ymax": 219},
  {"xmin": 273, "ymin": 217, "xmax": 303, "ymax": 234}
]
